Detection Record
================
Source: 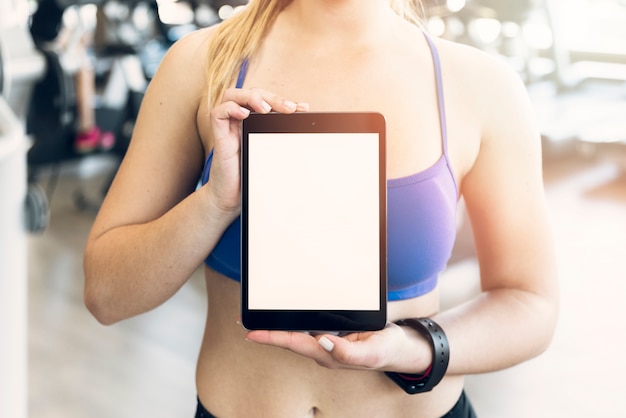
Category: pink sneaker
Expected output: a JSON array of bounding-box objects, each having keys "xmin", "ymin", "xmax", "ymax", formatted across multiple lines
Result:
[
  {"xmin": 74, "ymin": 126, "xmax": 100, "ymax": 154},
  {"xmin": 74, "ymin": 127, "xmax": 116, "ymax": 153}
]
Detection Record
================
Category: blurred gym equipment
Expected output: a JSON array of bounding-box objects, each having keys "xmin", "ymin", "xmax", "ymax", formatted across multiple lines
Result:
[
  {"xmin": 23, "ymin": 0, "xmax": 253, "ymax": 211},
  {"xmin": 26, "ymin": 0, "xmax": 149, "ymax": 210},
  {"xmin": 426, "ymin": 0, "xmax": 626, "ymax": 168},
  {"xmin": 535, "ymin": 0, "xmax": 626, "ymax": 166}
]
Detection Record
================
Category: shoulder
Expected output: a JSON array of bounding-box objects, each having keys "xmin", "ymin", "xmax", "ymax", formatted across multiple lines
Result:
[
  {"xmin": 432, "ymin": 35, "xmax": 529, "ymax": 107},
  {"xmin": 144, "ymin": 25, "xmax": 222, "ymax": 112},
  {"xmin": 432, "ymin": 35, "xmax": 538, "ymax": 144},
  {"xmin": 155, "ymin": 25, "xmax": 217, "ymax": 76},
  {"xmin": 428, "ymin": 36, "xmax": 542, "ymax": 192}
]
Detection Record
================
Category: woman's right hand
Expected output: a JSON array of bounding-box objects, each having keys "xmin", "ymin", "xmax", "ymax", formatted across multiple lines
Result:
[{"xmin": 207, "ymin": 87, "xmax": 308, "ymax": 219}]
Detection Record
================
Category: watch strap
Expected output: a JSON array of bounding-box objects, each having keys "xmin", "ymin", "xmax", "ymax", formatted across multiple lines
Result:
[{"xmin": 384, "ymin": 318, "xmax": 450, "ymax": 394}]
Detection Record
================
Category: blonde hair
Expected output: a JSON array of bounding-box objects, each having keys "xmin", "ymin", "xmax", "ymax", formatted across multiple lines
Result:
[
  {"xmin": 205, "ymin": 0, "xmax": 424, "ymax": 108},
  {"xmin": 390, "ymin": 0, "xmax": 425, "ymax": 27}
]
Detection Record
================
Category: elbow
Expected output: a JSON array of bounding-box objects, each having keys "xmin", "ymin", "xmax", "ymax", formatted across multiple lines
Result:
[
  {"xmin": 505, "ymin": 284, "xmax": 560, "ymax": 361},
  {"xmin": 83, "ymin": 262, "xmax": 122, "ymax": 326},
  {"xmin": 532, "ymin": 319, "xmax": 557, "ymax": 359},
  {"xmin": 84, "ymin": 292, "xmax": 117, "ymax": 326},
  {"xmin": 530, "ymin": 292, "xmax": 560, "ymax": 358},
  {"xmin": 83, "ymin": 283, "xmax": 120, "ymax": 326},
  {"xmin": 522, "ymin": 270, "xmax": 561, "ymax": 359},
  {"xmin": 542, "ymin": 282, "xmax": 560, "ymax": 352},
  {"xmin": 542, "ymin": 306, "xmax": 560, "ymax": 354}
]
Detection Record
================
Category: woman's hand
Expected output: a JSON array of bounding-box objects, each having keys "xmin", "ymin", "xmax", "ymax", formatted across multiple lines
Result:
[
  {"xmin": 207, "ymin": 87, "xmax": 308, "ymax": 217},
  {"xmin": 245, "ymin": 324, "xmax": 432, "ymax": 373}
]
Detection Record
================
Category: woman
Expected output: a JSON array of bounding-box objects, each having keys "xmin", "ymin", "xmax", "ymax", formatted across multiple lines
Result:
[
  {"xmin": 30, "ymin": 0, "xmax": 115, "ymax": 153},
  {"xmin": 83, "ymin": 0, "xmax": 559, "ymax": 416}
]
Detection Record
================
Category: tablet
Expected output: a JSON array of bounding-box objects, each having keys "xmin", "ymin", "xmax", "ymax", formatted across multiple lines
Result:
[{"xmin": 241, "ymin": 112, "xmax": 387, "ymax": 332}]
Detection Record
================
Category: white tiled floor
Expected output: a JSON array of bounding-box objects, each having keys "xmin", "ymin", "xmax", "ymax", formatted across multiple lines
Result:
[
  {"xmin": 28, "ymin": 157, "xmax": 206, "ymax": 418},
  {"xmin": 26, "ymin": 148, "xmax": 626, "ymax": 417}
]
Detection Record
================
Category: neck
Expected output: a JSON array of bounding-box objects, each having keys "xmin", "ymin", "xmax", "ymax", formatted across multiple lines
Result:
[{"xmin": 283, "ymin": 0, "xmax": 397, "ymax": 43}]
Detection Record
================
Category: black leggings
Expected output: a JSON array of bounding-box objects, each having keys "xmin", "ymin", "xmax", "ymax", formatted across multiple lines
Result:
[
  {"xmin": 441, "ymin": 391, "xmax": 477, "ymax": 418},
  {"xmin": 195, "ymin": 391, "xmax": 477, "ymax": 418}
]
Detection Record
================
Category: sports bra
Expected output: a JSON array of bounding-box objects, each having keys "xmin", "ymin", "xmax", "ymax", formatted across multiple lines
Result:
[{"xmin": 200, "ymin": 33, "xmax": 458, "ymax": 301}]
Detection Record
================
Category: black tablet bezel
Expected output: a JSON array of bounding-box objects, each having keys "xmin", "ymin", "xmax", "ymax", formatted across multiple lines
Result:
[{"xmin": 241, "ymin": 112, "xmax": 387, "ymax": 332}]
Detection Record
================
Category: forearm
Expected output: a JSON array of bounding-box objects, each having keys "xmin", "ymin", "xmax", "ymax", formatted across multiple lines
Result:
[
  {"xmin": 433, "ymin": 286, "xmax": 558, "ymax": 376},
  {"xmin": 83, "ymin": 186, "xmax": 234, "ymax": 324}
]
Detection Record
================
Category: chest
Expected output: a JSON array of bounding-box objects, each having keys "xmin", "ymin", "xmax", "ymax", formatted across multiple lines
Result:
[{"xmin": 243, "ymin": 49, "xmax": 448, "ymax": 180}]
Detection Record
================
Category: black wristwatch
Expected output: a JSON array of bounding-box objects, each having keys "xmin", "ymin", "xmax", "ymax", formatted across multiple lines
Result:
[{"xmin": 385, "ymin": 318, "xmax": 450, "ymax": 394}]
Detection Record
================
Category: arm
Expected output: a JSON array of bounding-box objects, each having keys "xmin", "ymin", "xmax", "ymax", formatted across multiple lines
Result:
[
  {"xmin": 83, "ymin": 29, "xmax": 301, "ymax": 325},
  {"xmin": 434, "ymin": 49, "xmax": 559, "ymax": 376},
  {"xmin": 83, "ymin": 30, "xmax": 222, "ymax": 325}
]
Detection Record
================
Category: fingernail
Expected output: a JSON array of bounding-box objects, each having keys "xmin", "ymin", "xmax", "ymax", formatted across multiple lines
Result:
[
  {"xmin": 284, "ymin": 100, "xmax": 297, "ymax": 111},
  {"xmin": 318, "ymin": 336, "xmax": 334, "ymax": 352},
  {"xmin": 297, "ymin": 102, "xmax": 310, "ymax": 112},
  {"xmin": 261, "ymin": 101, "xmax": 272, "ymax": 113},
  {"xmin": 240, "ymin": 106, "xmax": 250, "ymax": 116}
]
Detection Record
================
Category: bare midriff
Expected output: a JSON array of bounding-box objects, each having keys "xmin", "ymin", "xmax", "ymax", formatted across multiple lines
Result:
[{"xmin": 196, "ymin": 267, "xmax": 464, "ymax": 418}]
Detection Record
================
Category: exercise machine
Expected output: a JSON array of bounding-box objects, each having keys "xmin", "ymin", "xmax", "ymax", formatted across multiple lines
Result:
[{"xmin": 26, "ymin": 0, "xmax": 148, "ymax": 210}]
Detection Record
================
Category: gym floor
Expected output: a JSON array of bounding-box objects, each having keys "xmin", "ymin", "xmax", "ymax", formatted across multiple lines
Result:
[{"xmin": 27, "ymin": 135, "xmax": 626, "ymax": 416}]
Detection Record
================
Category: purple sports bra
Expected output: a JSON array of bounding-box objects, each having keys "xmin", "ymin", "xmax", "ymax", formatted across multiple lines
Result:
[{"xmin": 201, "ymin": 33, "xmax": 458, "ymax": 301}]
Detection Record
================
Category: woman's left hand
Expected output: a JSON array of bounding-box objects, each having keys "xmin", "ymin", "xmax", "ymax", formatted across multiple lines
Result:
[{"xmin": 246, "ymin": 324, "xmax": 432, "ymax": 373}]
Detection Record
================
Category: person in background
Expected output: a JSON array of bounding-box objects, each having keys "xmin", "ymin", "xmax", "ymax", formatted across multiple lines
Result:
[
  {"xmin": 83, "ymin": 0, "xmax": 559, "ymax": 417},
  {"xmin": 30, "ymin": 0, "xmax": 114, "ymax": 154}
]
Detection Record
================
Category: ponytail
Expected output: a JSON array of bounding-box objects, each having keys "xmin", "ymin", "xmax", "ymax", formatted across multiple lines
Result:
[{"xmin": 390, "ymin": 0, "xmax": 425, "ymax": 27}]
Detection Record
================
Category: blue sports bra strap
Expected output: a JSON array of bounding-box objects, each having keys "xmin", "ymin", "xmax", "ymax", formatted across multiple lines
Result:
[
  {"xmin": 422, "ymin": 32, "xmax": 449, "ymax": 157},
  {"xmin": 204, "ymin": 59, "xmax": 248, "ymax": 180},
  {"xmin": 235, "ymin": 58, "xmax": 249, "ymax": 89}
]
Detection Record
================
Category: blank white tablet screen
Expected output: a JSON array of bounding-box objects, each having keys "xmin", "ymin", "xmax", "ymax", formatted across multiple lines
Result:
[{"xmin": 247, "ymin": 133, "xmax": 381, "ymax": 311}]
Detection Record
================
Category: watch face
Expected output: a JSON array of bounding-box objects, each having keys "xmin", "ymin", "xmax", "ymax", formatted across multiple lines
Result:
[{"xmin": 384, "ymin": 371, "xmax": 429, "ymax": 394}]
